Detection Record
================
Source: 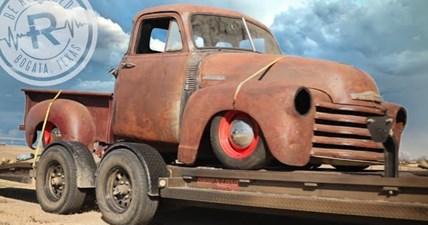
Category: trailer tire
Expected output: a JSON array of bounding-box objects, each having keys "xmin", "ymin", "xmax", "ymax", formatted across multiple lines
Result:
[
  {"xmin": 36, "ymin": 145, "xmax": 86, "ymax": 214},
  {"xmin": 96, "ymin": 149, "xmax": 158, "ymax": 225},
  {"xmin": 211, "ymin": 111, "xmax": 268, "ymax": 169}
]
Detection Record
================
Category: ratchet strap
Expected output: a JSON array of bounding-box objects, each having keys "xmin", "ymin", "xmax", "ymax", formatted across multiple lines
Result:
[
  {"xmin": 233, "ymin": 57, "xmax": 283, "ymax": 107},
  {"xmin": 32, "ymin": 90, "xmax": 62, "ymax": 168}
]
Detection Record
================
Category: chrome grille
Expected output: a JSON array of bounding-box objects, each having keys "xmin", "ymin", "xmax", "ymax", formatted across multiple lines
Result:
[{"xmin": 312, "ymin": 102, "xmax": 386, "ymax": 162}]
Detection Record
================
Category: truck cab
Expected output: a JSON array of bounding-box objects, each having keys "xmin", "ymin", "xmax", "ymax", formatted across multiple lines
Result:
[{"xmin": 112, "ymin": 5, "xmax": 407, "ymax": 169}]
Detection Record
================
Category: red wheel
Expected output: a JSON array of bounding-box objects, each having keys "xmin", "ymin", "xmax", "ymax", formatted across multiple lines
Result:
[
  {"xmin": 211, "ymin": 111, "xmax": 268, "ymax": 169},
  {"xmin": 219, "ymin": 111, "xmax": 260, "ymax": 159},
  {"xmin": 43, "ymin": 123, "xmax": 62, "ymax": 146}
]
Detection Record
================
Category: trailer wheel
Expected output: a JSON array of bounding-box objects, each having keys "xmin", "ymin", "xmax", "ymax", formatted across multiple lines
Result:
[
  {"xmin": 211, "ymin": 111, "xmax": 268, "ymax": 169},
  {"xmin": 96, "ymin": 149, "xmax": 158, "ymax": 225},
  {"xmin": 36, "ymin": 145, "xmax": 86, "ymax": 214}
]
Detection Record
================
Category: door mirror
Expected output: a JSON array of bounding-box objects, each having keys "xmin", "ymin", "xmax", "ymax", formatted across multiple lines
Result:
[{"xmin": 109, "ymin": 67, "xmax": 118, "ymax": 78}]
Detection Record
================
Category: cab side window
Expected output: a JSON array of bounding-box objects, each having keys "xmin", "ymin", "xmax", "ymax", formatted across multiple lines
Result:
[{"xmin": 136, "ymin": 18, "xmax": 183, "ymax": 54}]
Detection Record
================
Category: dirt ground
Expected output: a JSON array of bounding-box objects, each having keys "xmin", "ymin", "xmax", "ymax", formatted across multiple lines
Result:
[
  {"xmin": 0, "ymin": 146, "xmax": 318, "ymax": 225},
  {"xmin": 0, "ymin": 145, "xmax": 425, "ymax": 225},
  {"xmin": 0, "ymin": 145, "xmax": 321, "ymax": 225},
  {"xmin": 0, "ymin": 146, "xmax": 103, "ymax": 225}
]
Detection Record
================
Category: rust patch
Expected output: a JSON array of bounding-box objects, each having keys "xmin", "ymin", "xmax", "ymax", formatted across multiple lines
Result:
[{"xmin": 195, "ymin": 177, "xmax": 240, "ymax": 191}]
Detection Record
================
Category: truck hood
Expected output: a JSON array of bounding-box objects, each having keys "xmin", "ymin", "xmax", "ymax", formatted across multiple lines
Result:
[{"xmin": 199, "ymin": 53, "xmax": 381, "ymax": 106}]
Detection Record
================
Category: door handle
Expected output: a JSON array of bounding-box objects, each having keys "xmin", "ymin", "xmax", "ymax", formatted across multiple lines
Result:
[{"xmin": 121, "ymin": 62, "xmax": 136, "ymax": 69}]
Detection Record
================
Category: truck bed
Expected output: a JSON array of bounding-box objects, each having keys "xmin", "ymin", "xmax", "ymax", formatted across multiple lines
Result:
[{"xmin": 21, "ymin": 88, "xmax": 114, "ymax": 145}]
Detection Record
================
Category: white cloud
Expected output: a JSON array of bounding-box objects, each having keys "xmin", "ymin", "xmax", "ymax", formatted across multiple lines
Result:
[
  {"xmin": 150, "ymin": 38, "xmax": 165, "ymax": 52},
  {"xmin": 375, "ymin": 50, "xmax": 428, "ymax": 77},
  {"xmin": 71, "ymin": 79, "xmax": 115, "ymax": 92},
  {"xmin": 217, "ymin": 0, "xmax": 309, "ymax": 26},
  {"xmin": 0, "ymin": 128, "xmax": 25, "ymax": 145},
  {"xmin": 0, "ymin": 128, "xmax": 21, "ymax": 138},
  {"xmin": 91, "ymin": 14, "xmax": 130, "ymax": 66},
  {"xmin": 21, "ymin": 3, "xmax": 130, "ymax": 66}
]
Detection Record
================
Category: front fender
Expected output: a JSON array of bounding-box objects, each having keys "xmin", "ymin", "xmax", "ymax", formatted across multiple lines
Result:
[
  {"xmin": 382, "ymin": 102, "xmax": 407, "ymax": 146},
  {"xmin": 178, "ymin": 81, "xmax": 315, "ymax": 166},
  {"xmin": 178, "ymin": 83, "xmax": 236, "ymax": 164},
  {"xmin": 234, "ymin": 82, "xmax": 315, "ymax": 166},
  {"xmin": 25, "ymin": 99, "xmax": 96, "ymax": 148}
]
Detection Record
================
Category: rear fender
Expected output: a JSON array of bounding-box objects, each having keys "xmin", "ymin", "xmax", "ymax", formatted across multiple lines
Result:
[{"xmin": 25, "ymin": 99, "xmax": 96, "ymax": 149}]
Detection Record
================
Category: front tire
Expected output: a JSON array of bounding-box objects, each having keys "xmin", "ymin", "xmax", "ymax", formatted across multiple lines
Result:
[
  {"xmin": 96, "ymin": 149, "xmax": 158, "ymax": 225},
  {"xmin": 36, "ymin": 145, "xmax": 86, "ymax": 214},
  {"xmin": 210, "ymin": 111, "xmax": 268, "ymax": 169}
]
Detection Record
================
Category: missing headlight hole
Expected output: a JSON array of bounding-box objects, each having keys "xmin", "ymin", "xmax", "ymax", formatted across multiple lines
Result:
[{"xmin": 295, "ymin": 88, "xmax": 312, "ymax": 116}]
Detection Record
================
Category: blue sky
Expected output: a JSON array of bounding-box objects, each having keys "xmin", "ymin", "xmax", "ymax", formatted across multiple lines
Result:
[{"xmin": 0, "ymin": 0, "xmax": 427, "ymax": 159}]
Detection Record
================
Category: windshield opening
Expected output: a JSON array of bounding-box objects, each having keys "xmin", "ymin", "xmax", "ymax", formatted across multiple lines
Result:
[{"xmin": 190, "ymin": 14, "xmax": 281, "ymax": 54}]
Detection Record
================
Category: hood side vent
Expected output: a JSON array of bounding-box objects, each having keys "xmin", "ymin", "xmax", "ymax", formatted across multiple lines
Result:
[{"xmin": 184, "ymin": 61, "xmax": 200, "ymax": 93}]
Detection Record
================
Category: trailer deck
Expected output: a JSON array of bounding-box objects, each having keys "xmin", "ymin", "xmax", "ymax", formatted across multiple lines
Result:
[
  {"xmin": 159, "ymin": 166, "xmax": 428, "ymax": 222},
  {"xmin": 1, "ymin": 160, "xmax": 427, "ymax": 223},
  {"xmin": 0, "ymin": 162, "xmax": 32, "ymax": 184}
]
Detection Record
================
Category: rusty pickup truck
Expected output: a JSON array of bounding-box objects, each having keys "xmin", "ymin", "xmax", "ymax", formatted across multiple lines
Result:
[
  {"xmin": 23, "ymin": 4, "xmax": 406, "ymax": 170},
  {"xmin": 18, "ymin": 5, "xmax": 418, "ymax": 225}
]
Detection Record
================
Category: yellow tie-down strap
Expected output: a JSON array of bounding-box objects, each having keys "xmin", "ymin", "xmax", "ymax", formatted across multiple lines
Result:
[
  {"xmin": 233, "ymin": 57, "xmax": 283, "ymax": 106},
  {"xmin": 32, "ymin": 90, "xmax": 62, "ymax": 168}
]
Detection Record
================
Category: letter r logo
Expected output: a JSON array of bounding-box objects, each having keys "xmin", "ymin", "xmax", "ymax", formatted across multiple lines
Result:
[{"xmin": 27, "ymin": 13, "xmax": 60, "ymax": 49}]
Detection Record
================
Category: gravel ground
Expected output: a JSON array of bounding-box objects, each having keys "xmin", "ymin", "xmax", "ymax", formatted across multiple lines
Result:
[
  {"xmin": 0, "ymin": 145, "xmax": 106, "ymax": 225},
  {"xmin": 0, "ymin": 145, "xmax": 322, "ymax": 225}
]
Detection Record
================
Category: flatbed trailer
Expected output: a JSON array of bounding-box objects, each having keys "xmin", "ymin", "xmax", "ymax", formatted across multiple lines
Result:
[
  {"xmin": 0, "ymin": 161, "xmax": 33, "ymax": 184},
  {"xmin": 1, "ymin": 160, "xmax": 427, "ymax": 223},
  {"xmin": 159, "ymin": 166, "xmax": 428, "ymax": 223}
]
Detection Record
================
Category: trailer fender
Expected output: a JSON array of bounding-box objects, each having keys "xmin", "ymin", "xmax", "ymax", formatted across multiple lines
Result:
[
  {"xmin": 25, "ymin": 99, "xmax": 96, "ymax": 149},
  {"xmin": 41, "ymin": 141, "xmax": 97, "ymax": 188},
  {"xmin": 101, "ymin": 143, "xmax": 168, "ymax": 196}
]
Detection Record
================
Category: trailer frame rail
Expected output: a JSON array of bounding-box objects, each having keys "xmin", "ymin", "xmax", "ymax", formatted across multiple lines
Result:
[{"xmin": 159, "ymin": 166, "xmax": 428, "ymax": 222}]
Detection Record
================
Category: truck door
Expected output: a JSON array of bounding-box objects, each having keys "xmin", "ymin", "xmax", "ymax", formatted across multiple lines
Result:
[{"xmin": 112, "ymin": 13, "xmax": 188, "ymax": 143}]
